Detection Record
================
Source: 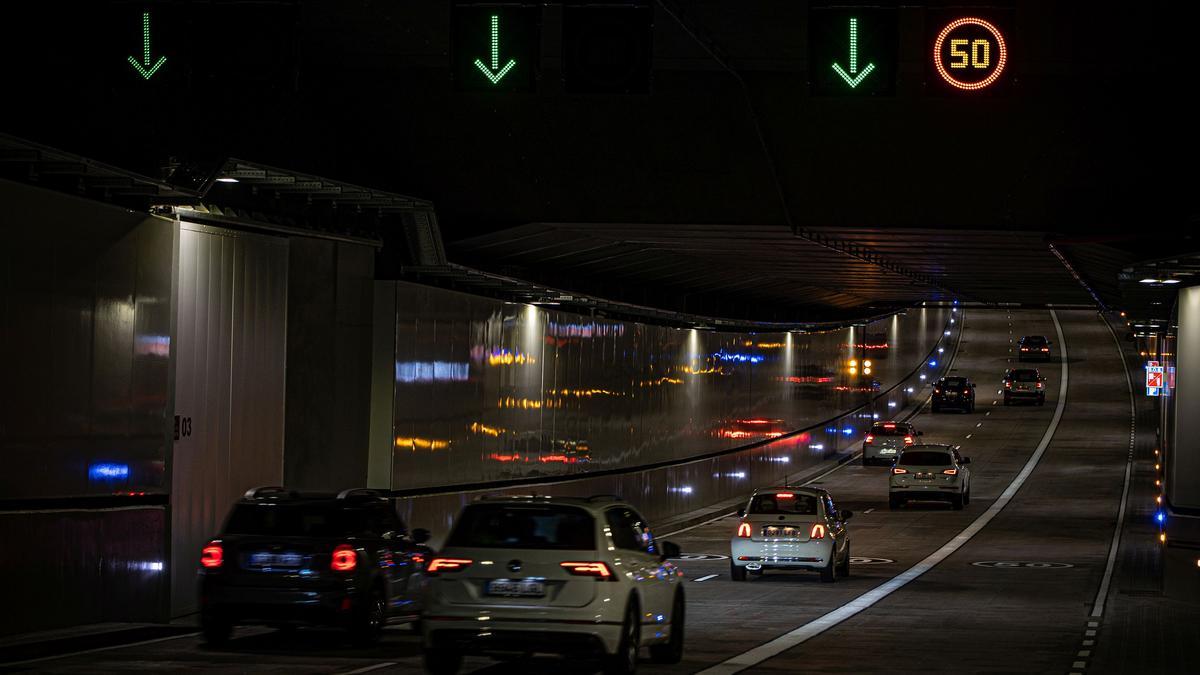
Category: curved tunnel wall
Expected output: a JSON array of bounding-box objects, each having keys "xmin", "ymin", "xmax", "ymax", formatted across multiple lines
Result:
[{"xmin": 374, "ymin": 281, "xmax": 959, "ymax": 539}]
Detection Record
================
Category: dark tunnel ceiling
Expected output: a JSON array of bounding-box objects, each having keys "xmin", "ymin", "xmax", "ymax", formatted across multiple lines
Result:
[{"xmin": 0, "ymin": 1, "xmax": 1196, "ymax": 323}]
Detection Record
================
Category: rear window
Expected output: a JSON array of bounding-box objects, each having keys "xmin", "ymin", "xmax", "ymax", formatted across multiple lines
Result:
[
  {"xmin": 898, "ymin": 451, "xmax": 952, "ymax": 466},
  {"xmin": 870, "ymin": 423, "xmax": 909, "ymax": 436},
  {"xmin": 941, "ymin": 377, "xmax": 967, "ymax": 387},
  {"xmin": 1022, "ymin": 336, "xmax": 1047, "ymax": 345},
  {"xmin": 749, "ymin": 492, "xmax": 819, "ymax": 515},
  {"xmin": 446, "ymin": 504, "xmax": 596, "ymax": 550},
  {"xmin": 225, "ymin": 503, "xmax": 354, "ymax": 537},
  {"xmin": 1012, "ymin": 370, "xmax": 1039, "ymax": 382}
]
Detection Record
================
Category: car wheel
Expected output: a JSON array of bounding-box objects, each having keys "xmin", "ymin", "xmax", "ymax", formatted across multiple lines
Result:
[
  {"xmin": 604, "ymin": 597, "xmax": 641, "ymax": 675},
  {"xmin": 819, "ymin": 554, "xmax": 836, "ymax": 583},
  {"xmin": 423, "ymin": 648, "xmax": 463, "ymax": 675},
  {"xmin": 837, "ymin": 543, "xmax": 850, "ymax": 578},
  {"xmin": 1003, "ymin": 395, "xmax": 1011, "ymax": 406},
  {"xmin": 730, "ymin": 562, "xmax": 747, "ymax": 581},
  {"xmin": 968, "ymin": 401, "xmax": 976, "ymax": 413},
  {"xmin": 350, "ymin": 585, "xmax": 386, "ymax": 646},
  {"xmin": 649, "ymin": 592, "xmax": 685, "ymax": 664},
  {"xmin": 201, "ymin": 613, "xmax": 232, "ymax": 646},
  {"xmin": 951, "ymin": 493, "xmax": 964, "ymax": 510},
  {"xmin": 888, "ymin": 495, "xmax": 901, "ymax": 510}
]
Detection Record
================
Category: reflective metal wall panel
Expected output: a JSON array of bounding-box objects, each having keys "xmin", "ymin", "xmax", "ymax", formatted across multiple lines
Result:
[
  {"xmin": 170, "ymin": 223, "xmax": 288, "ymax": 616},
  {"xmin": 377, "ymin": 281, "xmax": 953, "ymax": 494}
]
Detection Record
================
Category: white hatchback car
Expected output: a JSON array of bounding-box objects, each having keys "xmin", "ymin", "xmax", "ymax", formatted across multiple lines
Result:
[
  {"xmin": 729, "ymin": 487, "xmax": 853, "ymax": 582},
  {"xmin": 421, "ymin": 495, "xmax": 684, "ymax": 675}
]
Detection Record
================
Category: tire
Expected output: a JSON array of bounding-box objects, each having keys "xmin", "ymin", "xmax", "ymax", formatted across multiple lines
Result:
[
  {"xmin": 837, "ymin": 543, "xmax": 850, "ymax": 578},
  {"xmin": 201, "ymin": 613, "xmax": 232, "ymax": 646},
  {"xmin": 350, "ymin": 585, "xmax": 386, "ymax": 646},
  {"xmin": 730, "ymin": 562, "xmax": 747, "ymax": 581},
  {"xmin": 604, "ymin": 597, "xmax": 641, "ymax": 675},
  {"xmin": 423, "ymin": 648, "xmax": 463, "ymax": 675},
  {"xmin": 889, "ymin": 495, "xmax": 902, "ymax": 510},
  {"xmin": 951, "ymin": 493, "xmax": 964, "ymax": 510},
  {"xmin": 819, "ymin": 554, "xmax": 836, "ymax": 583},
  {"xmin": 649, "ymin": 593, "xmax": 685, "ymax": 664},
  {"xmin": 968, "ymin": 401, "xmax": 976, "ymax": 413},
  {"xmin": 1003, "ymin": 395, "xmax": 1011, "ymax": 406}
]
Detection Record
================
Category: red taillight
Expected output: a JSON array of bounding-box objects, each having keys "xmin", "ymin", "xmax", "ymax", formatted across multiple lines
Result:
[
  {"xmin": 1021, "ymin": 347, "xmax": 1029, "ymax": 351},
  {"xmin": 864, "ymin": 435, "xmax": 874, "ymax": 444},
  {"xmin": 943, "ymin": 469, "xmax": 958, "ymax": 475},
  {"xmin": 560, "ymin": 561, "xmax": 613, "ymax": 579},
  {"xmin": 776, "ymin": 492, "xmax": 794, "ymax": 498},
  {"xmin": 1036, "ymin": 382, "xmax": 1044, "ymax": 389},
  {"xmin": 427, "ymin": 557, "xmax": 473, "ymax": 574},
  {"xmin": 1041, "ymin": 348, "xmax": 1049, "ymax": 352},
  {"xmin": 737, "ymin": 522, "xmax": 753, "ymax": 538},
  {"xmin": 962, "ymin": 389, "xmax": 970, "ymax": 395},
  {"xmin": 200, "ymin": 542, "xmax": 223, "ymax": 569},
  {"xmin": 1004, "ymin": 381, "xmax": 1012, "ymax": 388},
  {"xmin": 412, "ymin": 553, "xmax": 426, "ymax": 565},
  {"xmin": 933, "ymin": 388, "xmax": 941, "ymax": 394},
  {"xmin": 904, "ymin": 436, "xmax": 914, "ymax": 445},
  {"xmin": 809, "ymin": 523, "xmax": 826, "ymax": 540},
  {"xmin": 331, "ymin": 544, "xmax": 357, "ymax": 572},
  {"xmin": 892, "ymin": 468, "xmax": 908, "ymax": 474},
  {"xmin": 883, "ymin": 423, "xmax": 896, "ymax": 429}
]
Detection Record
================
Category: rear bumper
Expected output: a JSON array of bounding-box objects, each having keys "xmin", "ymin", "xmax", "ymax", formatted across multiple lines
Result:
[
  {"xmin": 1005, "ymin": 390, "xmax": 1044, "ymax": 400},
  {"xmin": 422, "ymin": 610, "xmax": 626, "ymax": 655},
  {"xmin": 933, "ymin": 396, "xmax": 972, "ymax": 409},
  {"xmin": 200, "ymin": 579, "xmax": 363, "ymax": 626},
  {"xmin": 730, "ymin": 538, "xmax": 832, "ymax": 570},
  {"xmin": 889, "ymin": 485, "xmax": 962, "ymax": 500}
]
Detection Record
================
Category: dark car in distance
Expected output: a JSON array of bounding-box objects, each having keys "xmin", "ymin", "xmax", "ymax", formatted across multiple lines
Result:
[
  {"xmin": 1003, "ymin": 368, "xmax": 1046, "ymax": 406},
  {"xmin": 931, "ymin": 376, "xmax": 976, "ymax": 413},
  {"xmin": 1017, "ymin": 335, "xmax": 1053, "ymax": 361},
  {"xmin": 198, "ymin": 487, "xmax": 431, "ymax": 646}
]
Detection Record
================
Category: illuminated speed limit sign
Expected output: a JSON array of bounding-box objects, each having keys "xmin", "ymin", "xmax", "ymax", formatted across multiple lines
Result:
[{"xmin": 931, "ymin": 16, "xmax": 1010, "ymax": 91}]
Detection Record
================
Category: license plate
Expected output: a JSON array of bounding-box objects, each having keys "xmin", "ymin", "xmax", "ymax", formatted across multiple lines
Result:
[
  {"xmin": 762, "ymin": 526, "xmax": 802, "ymax": 538},
  {"xmin": 915, "ymin": 473, "xmax": 934, "ymax": 481},
  {"xmin": 486, "ymin": 579, "xmax": 546, "ymax": 597},
  {"xmin": 947, "ymin": 392, "xmax": 958, "ymax": 397},
  {"xmin": 248, "ymin": 552, "xmax": 304, "ymax": 568}
]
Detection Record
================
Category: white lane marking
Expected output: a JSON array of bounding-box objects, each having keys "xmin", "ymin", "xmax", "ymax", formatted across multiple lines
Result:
[
  {"xmin": 693, "ymin": 574, "xmax": 719, "ymax": 582},
  {"xmin": 660, "ymin": 510, "xmax": 738, "ymax": 538},
  {"xmin": 1073, "ymin": 662, "xmax": 1087, "ymax": 669},
  {"xmin": 965, "ymin": 434, "xmax": 973, "ymax": 439},
  {"xmin": 1083, "ymin": 639, "xmax": 1095, "ymax": 646},
  {"xmin": 1078, "ymin": 650, "xmax": 1092, "ymax": 657},
  {"xmin": 976, "ymin": 422, "xmax": 983, "ymax": 428},
  {"xmin": 1091, "ymin": 315, "xmax": 1136, "ymax": 618},
  {"xmin": 1087, "ymin": 621, "xmax": 1099, "ymax": 628},
  {"xmin": 986, "ymin": 411, "xmax": 991, "ymax": 416},
  {"xmin": 0, "ymin": 631, "xmax": 201, "ymax": 667},
  {"xmin": 1085, "ymin": 629, "xmax": 1097, "ymax": 637},
  {"xmin": 695, "ymin": 310, "xmax": 1070, "ymax": 675},
  {"xmin": 338, "ymin": 663, "xmax": 400, "ymax": 675},
  {"xmin": 863, "ymin": 508, "xmax": 874, "ymax": 515}
]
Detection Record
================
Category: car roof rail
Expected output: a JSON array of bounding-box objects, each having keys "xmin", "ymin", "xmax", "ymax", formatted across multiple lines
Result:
[
  {"xmin": 336, "ymin": 488, "xmax": 385, "ymax": 501},
  {"xmin": 586, "ymin": 494, "xmax": 623, "ymax": 503},
  {"xmin": 243, "ymin": 486, "xmax": 296, "ymax": 500}
]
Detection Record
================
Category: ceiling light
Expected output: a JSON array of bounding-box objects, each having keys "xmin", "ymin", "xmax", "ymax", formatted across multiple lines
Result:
[
  {"xmin": 1162, "ymin": 279, "xmax": 1181, "ymax": 284},
  {"xmin": 215, "ymin": 177, "xmax": 239, "ymax": 183}
]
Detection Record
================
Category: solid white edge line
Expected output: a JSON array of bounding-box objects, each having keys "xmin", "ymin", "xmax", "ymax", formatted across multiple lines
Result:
[
  {"xmin": 0, "ymin": 631, "xmax": 200, "ymax": 667},
  {"xmin": 693, "ymin": 574, "xmax": 719, "ymax": 582},
  {"xmin": 1090, "ymin": 314, "xmax": 1136, "ymax": 618},
  {"xmin": 337, "ymin": 662, "xmax": 401, "ymax": 675},
  {"xmin": 695, "ymin": 309, "xmax": 1070, "ymax": 675}
]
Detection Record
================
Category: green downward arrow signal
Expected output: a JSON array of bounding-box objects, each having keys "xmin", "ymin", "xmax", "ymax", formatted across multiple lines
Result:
[
  {"xmin": 126, "ymin": 12, "xmax": 167, "ymax": 80},
  {"xmin": 473, "ymin": 15, "xmax": 517, "ymax": 84},
  {"xmin": 831, "ymin": 17, "xmax": 876, "ymax": 88}
]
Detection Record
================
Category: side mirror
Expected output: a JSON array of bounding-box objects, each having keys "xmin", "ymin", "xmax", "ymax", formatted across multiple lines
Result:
[
  {"xmin": 736, "ymin": 508, "xmax": 745, "ymax": 517},
  {"xmin": 411, "ymin": 528, "xmax": 431, "ymax": 544},
  {"xmin": 961, "ymin": 457, "xmax": 972, "ymax": 464},
  {"xmin": 659, "ymin": 540, "xmax": 682, "ymax": 561},
  {"xmin": 841, "ymin": 510, "xmax": 854, "ymax": 521}
]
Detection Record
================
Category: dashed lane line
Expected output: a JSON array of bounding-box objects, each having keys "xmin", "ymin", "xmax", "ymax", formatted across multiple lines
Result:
[
  {"xmin": 863, "ymin": 508, "xmax": 874, "ymax": 515},
  {"xmin": 694, "ymin": 574, "xmax": 720, "ymax": 582},
  {"xmin": 694, "ymin": 310, "xmax": 1070, "ymax": 675},
  {"xmin": 338, "ymin": 663, "xmax": 401, "ymax": 675}
]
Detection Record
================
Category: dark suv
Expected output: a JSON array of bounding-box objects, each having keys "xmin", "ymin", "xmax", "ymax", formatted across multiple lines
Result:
[
  {"xmin": 198, "ymin": 487, "xmax": 431, "ymax": 646},
  {"xmin": 1017, "ymin": 335, "xmax": 1052, "ymax": 361},
  {"xmin": 932, "ymin": 376, "xmax": 976, "ymax": 413},
  {"xmin": 1003, "ymin": 368, "xmax": 1046, "ymax": 406}
]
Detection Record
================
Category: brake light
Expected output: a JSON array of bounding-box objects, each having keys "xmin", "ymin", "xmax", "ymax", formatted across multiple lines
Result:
[
  {"xmin": 200, "ymin": 542, "xmax": 223, "ymax": 569},
  {"xmin": 933, "ymin": 388, "xmax": 941, "ymax": 394},
  {"xmin": 427, "ymin": 557, "xmax": 473, "ymax": 574},
  {"xmin": 943, "ymin": 469, "xmax": 958, "ymax": 475},
  {"xmin": 1041, "ymin": 347, "xmax": 1049, "ymax": 352},
  {"xmin": 892, "ymin": 468, "xmax": 908, "ymax": 474},
  {"xmin": 1004, "ymin": 381, "xmax": 1012, "ymax": 388},
  {"xmin": 776, "ymin": 492, "xmax": 795, "ymax": 498},
  {"xmin": 883, "ymin": 423, "xmax": 896, "ymax": 429},
  {"xmin": 412, "ymin": 553, "xmax": 426, "ymax": 565},
  {"xmin": 809, "ymin": 523, "xmax": 826, "ymax": 539},
  {"xmin": 560, "ymin": 561, "xmax": 613, "ymax": 579},
  {"xmin": 904, "ymin": 436, "xmax": 914, "ymax": 445},
  {"xmin": 737, "ymin": 522, "xmax": 753, "ymax": 538},
  {"xmin": 864, "ymin": 435, "xmax": 874, "ymax": 444},
  {"xmin": 331, "ymin": 544, "xmax": 357, "ymax": 572},
  {"xmin": 1021, "ymin": 347, "xmax": 1029, "ymax": 351},
  {"xmin": 1036, "ymin": 381, "xmax": 1044, "ymax": 389},
  {"xmin": 962, "ymin": 389, "xmax": 970, "ymax": 395}
]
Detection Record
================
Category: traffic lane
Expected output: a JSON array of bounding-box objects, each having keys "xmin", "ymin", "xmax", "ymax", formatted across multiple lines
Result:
[
  {"xmin": 750, "ymin": 310, "xmax": 1127, "ymax": 674},
  {"xmin": 652, "ymin": 310, "xmax": 1062, "ymax": 672}
]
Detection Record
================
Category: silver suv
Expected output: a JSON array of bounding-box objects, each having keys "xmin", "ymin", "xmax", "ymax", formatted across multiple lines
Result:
[
  {"xmin": 889, "ymin": 444, "xmax": 972, "ymax": 510},
  {"xmin": 421, "ymin": 495, "xmax": 684, "ymax": 675},
  {"xmin": 862, "ymin": 421, "xmax": 922, "ymax": 466}
]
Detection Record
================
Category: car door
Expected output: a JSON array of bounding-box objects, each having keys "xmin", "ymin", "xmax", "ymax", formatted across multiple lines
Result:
[
  {"xmin": 367, "ymin": 502, "xmax": 419, "ymax": 616},
  {"xmin": 604, "ymin": 507, "xmax": 676, "ymax": 630},
  {"xmin": 822, "ymin": 493, "xmax": 849, "ymax": 558},
  {"xmin": 951, "ymin": 448, "xmax": 969, "ymax": 488}
]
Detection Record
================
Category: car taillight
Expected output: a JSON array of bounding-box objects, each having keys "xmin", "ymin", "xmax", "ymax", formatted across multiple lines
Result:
[
  {"xmin": 904, "ymin": 435, "xmax": 914, "ymax": 444},
  {"xmin": 809, "ymin": 523, "xmax": 826, "ymax": 539},
  {"xmin": 331, "ymin": 544, "xmax": 357, "ymax": 572},
  {"xmin": 1021, "ymin": 347, "xmax": 1029, "ymax": 351},
  {"xmin": 1041, "ymin": 347, "xmax": 1049, "ymax": 352},
  {"xmin": 864, "ymin": 435, "xmax": 874, "ymax": 444},
  {"xmin": 892, "ymin": 468, "xmax": 908, "ymax": 474},
  {"xmin": 1004, "ymin": 381, "xmax": 1012, "ymax": 388},
  {"xmin": 1036, "ymin": 381, "xmax": 1044, "ymax": 389},
  {"xmin": 412, "ymin": 553, "xmax": 426, "ymax": 565},
  {"xmin": 933, "ymin": 387, "xmax": 941, "ymax": 394},
  {"xmin": 962, "ymin": 389, "xmax": 970, "ymax": 395},
  {"xmin": 200, "ymin": 542, "xmax": 223, "ymax": 569},
  {"xmin": 427, "ymin": 557, "xmax": 473, "ymax": 574},
  {"xmin": 560, "ymin": 561, "xmax": 613, "ymax": 579},
  {"xmin": 737, "ymin": 522, "xmax": 753, "ymax": 538},
  {"xmin": 943, "ymin": 469, "xmax": 958, "ymax": 475}
]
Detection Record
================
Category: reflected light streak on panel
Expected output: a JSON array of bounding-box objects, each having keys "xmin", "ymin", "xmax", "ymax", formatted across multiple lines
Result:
[{"xmin": 395, "ymin": 361, "xmax": 470, "ymax": 383}]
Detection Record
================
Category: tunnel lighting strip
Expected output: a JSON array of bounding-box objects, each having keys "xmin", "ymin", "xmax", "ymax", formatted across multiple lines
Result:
[
  {"xmin": 696, "ymin": 310, "xmax": 1069, "ymax": 675},
  {"xmin": 1089, "ymin": 315, "xmax": 1137, "ymax": 618}
]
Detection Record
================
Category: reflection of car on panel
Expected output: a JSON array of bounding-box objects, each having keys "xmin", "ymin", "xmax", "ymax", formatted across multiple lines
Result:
[
  {"xmin": 545, "ymin": 438, "xmax": 591, "ymax": 463},
  {"xmin": 1003, "ymin": 368, "xmax": 1046, "ymax": 406},
  {"xmin": 1017, "ymin": 335, "xmax": 1053, "ymax": 362},
  {"xmin": 931, "ymin": 375, "xmax": 976, "ymax": 413},
  {"xmin": 859, "ymin": 332, "xmax": 890, "ymax": 359},
  {"xmin": 889, "ymin": 445, "xmax": 972, "ymax": 510},
  {"xmin": 197, "ymin": 487, "xmax": 432, "ymax": 646},
  {"xmin": 863, "ymin": 421, "xmax": 922, "ymax": 466},
  {"xmin": 729, "ymin": 487, "xmax": 852, "ymax": 583},
  {"xmin": 421, "ymin": 495, "xmax": 684, "ymax": 675},
  {"xmin": 717, "ymin": 418, "xmax": 788, "ymax": 440}
]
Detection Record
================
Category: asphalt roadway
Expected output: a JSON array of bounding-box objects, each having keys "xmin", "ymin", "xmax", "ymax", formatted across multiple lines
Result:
[{"xmin": 7, "ymin": 309, "xmax": 1135, "ymax": 675}]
